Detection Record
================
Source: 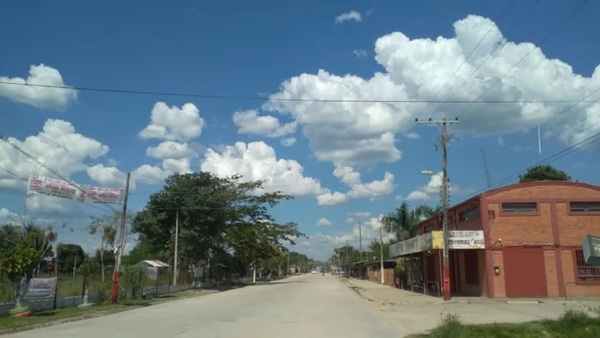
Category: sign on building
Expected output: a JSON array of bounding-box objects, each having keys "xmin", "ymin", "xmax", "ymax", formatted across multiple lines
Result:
[{"xmin": 447, "ymin": 231, "xmax": 485, "ymax": 249}]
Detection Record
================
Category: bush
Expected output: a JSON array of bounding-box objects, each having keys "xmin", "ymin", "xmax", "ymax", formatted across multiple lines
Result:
[
  {"xmin": 428, "ymin": 313, "xmax": 466, "ymax": 338},
  {"xmin": 121, "ymin": 265, "xmax": 147, "ymax": 299}
]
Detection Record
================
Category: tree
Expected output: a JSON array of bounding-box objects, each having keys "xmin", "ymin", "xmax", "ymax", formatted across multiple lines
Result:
[
  {"xmin": 381, "ymin": 203, "xmax": 436, "ymax": 242},
  {"xmin": 519, "ymin": 165, "xmax": 571, "ymax": 183},
  {"xmin": 56, "ymin": 243, "xmax": 84, "ymax": 275},
  {"xmin": 121, "ymin": 265, "xmax": 147, "ymax": 299},
  {"xmin": 88, "ymin": 212, "xmax": 136, "ymax": 282},
  {"xmin": 132, "ymin": 172, "xmax": 303, "ymax": 281},
  {"xmin": 78, "ymin": 259, "xmax": 99, "ymax": 305},
  {"xmin": 0, "ymin": 224, "xmax": 57, "ymax": 311}
]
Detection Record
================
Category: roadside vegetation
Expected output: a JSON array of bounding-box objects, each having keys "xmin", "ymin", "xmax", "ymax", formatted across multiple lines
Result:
[{"xmin": 412, "ymin": 308, "xmax": 600, "ymax": 338}]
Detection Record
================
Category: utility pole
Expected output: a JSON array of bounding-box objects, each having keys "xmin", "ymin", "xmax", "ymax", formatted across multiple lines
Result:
[
  {"xmin": 379, "ymin": 226, "xmax": 385, "ymax": 284},
  {"xmin": 358, "ymin": 218, "xmax": 363, "ymax": 262},
  {"xmin": 173, "ymin": 209, "xmax": 179, "ymax": 286},
  {"xmin": 415, "ymin": 117, "xmax": 458, "ymax": 301},
  {"xmin": 112, "ymin": 172, "xmax": 131, "ymax": 304}
]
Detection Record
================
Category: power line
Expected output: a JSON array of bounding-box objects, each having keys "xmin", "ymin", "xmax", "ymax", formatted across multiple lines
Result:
[
  {"xmin": 0, "ymin": 165, "xmax": 27, "ymax": 181},
  {"xmin": 426, "ymin": 0, "xmax": 542, "ymax": 117},
  {"xmin": 416, "ymin": 0, "xmax": 516, "ymax": 116},
  {"xmin": 0, "ymin": 137, "xmax": 120, "ymax": 214},
  {"xmin": 467, "ymin": 128, "xmax": 600, "ymax": 200},
  {"xmin": 0, "ymin": 80, "xmax": 598, "ymax": 105}
]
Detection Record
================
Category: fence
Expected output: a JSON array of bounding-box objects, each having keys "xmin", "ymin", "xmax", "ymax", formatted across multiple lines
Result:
[{"xmin": 0, "ymin": 283, "xmax": 190, "ymax": 317}]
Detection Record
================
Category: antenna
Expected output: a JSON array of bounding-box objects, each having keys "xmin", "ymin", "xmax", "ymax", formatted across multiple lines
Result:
[{"xmin": 480, "ymin": 148, "xmax": 492, "ymax": 189}]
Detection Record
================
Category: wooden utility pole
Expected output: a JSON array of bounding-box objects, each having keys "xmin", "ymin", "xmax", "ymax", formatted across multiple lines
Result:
[
  {"xmin": 112, "ymin": 172, "xmax": 131, "ymax": 304},
  {"xmin": 379, "ymin": 226, "xmax": 385, "ymax": 284},
  {"xmin": 173, "ymin": 210, "xmax": 179, "ymax": 286},
  {"xmin": 415, "ymin": 117, "xmax": 458, "ymax": 301},
  {"xmin": 358, "ymin": 218, "xmax": 363, "ymax": 262}
]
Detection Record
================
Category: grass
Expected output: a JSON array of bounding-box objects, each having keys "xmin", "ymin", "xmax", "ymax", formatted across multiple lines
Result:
[
  {"xmin": 0, "ymin": 271, "xmax": 174, "ymax": 302},
  {"xmin": 0, "ymin": 288, "xmax": 211, "ymax": 333},
  {"xmin": 410, "ymin": 308, "xmax": 600, "ymax": 338}
]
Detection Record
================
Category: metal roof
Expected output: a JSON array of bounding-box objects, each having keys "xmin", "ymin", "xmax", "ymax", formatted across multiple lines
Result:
[{"xmin": 140, "ymin": 260, "xmax": 170, "ymax": 268}]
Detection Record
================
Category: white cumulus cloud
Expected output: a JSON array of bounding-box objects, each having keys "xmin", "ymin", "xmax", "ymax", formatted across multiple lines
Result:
[
  {"xmin": 0, "ymin": 64, "xmax": 77, "ymax": 111},
  {"xmin": 403, "ymin": 171, "xmax": 474, "ymax": 201},
  {"xmin": 139, "ymin": 102, "xmax": 206, "ymax": 141},
  {"xmin": 201, "ymin": 141, "xmax": 326, "ymax": 198},
  {"xmin": 316, "ymin": 166, "xmax": 395, "ymax": 205},
  {"xmin": 259, "ymin": 14, "xmax": 600, "ymax": 169}
]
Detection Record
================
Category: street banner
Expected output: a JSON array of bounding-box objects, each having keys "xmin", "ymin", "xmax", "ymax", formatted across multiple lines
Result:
[
  {"xmin": 27, "ymin": 175, "xmax": 124, "ymax": 205},
  {"xmin": 27, "ymin": 175, "xmax": 85, "ymax": 202},
  {"xmin": 85, "ymin": 185, "xmax": 124, "ymax": 205}
]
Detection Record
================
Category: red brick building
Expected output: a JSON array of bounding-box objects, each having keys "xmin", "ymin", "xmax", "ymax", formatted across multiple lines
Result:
[{"xmin": 390, "ymin": 181, "xmax": 600, "ymax": 298}]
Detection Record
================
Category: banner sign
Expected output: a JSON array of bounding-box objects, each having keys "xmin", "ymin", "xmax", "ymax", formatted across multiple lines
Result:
[
  {"xmin": 85, "ymin": 186, "xmax": 124, "ymax": 204},
  {"xmin": 447, "ymin": 230, "xmax": 485, "ymax": 249},
  {"xmin": 390, "ymin": 230, "xmax": 485, "ymax": 257},
  {"xmin": 27, "ymin": 175, "xmax": 124, "ymax": 205},
  {"xmin": 27, "ymin": 175, "xmax": 85, "ymax": 202},
  {"xmin": 23, "ymin": 277, "xmax": 58, "ymax": 302}
]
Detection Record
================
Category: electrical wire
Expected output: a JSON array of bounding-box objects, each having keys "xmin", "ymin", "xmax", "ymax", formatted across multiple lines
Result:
[
  {"xmin": 416, "ymin": 0, "xmax": 516, "ymax": 116},
  {"xmin": 0, "ymin": 80, "xmax": 598, "ymax": 105}
]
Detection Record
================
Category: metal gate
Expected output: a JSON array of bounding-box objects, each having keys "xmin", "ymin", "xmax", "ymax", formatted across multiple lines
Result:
[{"xmin": 503, "ymin": 247, "xmax": 547, "ymax": 298}]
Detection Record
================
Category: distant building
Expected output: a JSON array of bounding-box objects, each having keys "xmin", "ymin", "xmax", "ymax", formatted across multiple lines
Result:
[{"xmin": 390, "ymin": 181, "xmax": 600, "ymax": 299}]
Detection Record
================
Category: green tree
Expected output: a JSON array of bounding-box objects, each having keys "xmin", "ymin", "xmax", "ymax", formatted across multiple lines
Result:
[
  {"xmin": 382, "ymin": 203, "xmax": 436, "ymax": 242},
  {"xmin": 132, "ymin": 172, "xmax": 303, "ymax": 281},
  {"xmin": 519, "ymin": 165, "xmax": 571, "ymax": 183},
  {"xmin": 121, "ymin": 265, "xmax": 147, "ymax": 299},
  {"xmin": 78, "ymin": 259, "xmax": 99, "ymax": 305},
  {"xmin": 0, "ymin": 224, "xmax": 57, "ymax": 310},
  {"xmin": 56, "ymin": 243, "xmax": 84, "ymax": 274},
  {"xmin": 88, "ymin": 212, "xmax": 136, "ymax": 282}
]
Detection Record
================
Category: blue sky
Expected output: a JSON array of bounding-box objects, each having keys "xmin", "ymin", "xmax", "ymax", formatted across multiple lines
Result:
[{"xmin": 1, "ymin": 0, "xmax": 600, "ymax": 260}]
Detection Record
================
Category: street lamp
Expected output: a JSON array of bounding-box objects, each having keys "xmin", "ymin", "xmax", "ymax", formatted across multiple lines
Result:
[{"xmin": 421, "ymin": 169, "xmax": 451, "ymax": 301}]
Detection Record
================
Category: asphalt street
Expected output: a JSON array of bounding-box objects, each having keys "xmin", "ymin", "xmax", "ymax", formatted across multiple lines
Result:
[{"xmin": 5, "ymin": 274, "xmax": 400, "ymax": 338}]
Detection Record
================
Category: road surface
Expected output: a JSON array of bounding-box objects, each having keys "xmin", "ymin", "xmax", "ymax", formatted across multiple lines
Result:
[{"xmin": 5, "ymin": 274, "xmax": 400, "ymax": 338}]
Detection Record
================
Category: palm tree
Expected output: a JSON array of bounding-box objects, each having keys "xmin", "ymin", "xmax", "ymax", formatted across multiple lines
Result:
[
  {"xmin": 88, "ymin": 214, "xmax": 118, "ymax": 282},
  {"xmin": 381, "ymin": 203, "xmax": 437, "ymax": 242}
]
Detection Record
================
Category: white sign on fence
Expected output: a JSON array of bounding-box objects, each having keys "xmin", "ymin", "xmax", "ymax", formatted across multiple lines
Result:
[
  {"xmin": 23, "ymin": 277, "xmax": 58, "ymax": 302},
  {"xmin": 27, "ymin": 175, "xmax": 85, "ymax": 202}
]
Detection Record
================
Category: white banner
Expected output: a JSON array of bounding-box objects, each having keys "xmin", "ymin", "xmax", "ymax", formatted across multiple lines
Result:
[
  {"xmin": 448, "ymin": 230, "xmax": 485, "ymax": 249},
  {"xmin": 28, "ymin": 175, "xmax": 124, "ymax": 205},
  {"xmin": 85, "ymin": 185, "xmax": 124, "ymax": 205},
  {"xmin": 27, "ymin": 175, "xmax": 85, "ymax": 202}
]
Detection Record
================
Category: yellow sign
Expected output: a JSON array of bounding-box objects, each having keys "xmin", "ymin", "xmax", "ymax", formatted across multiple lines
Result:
[{"xmin": 432, "ymin": 231, "xmax": 444, "ymax": 249}]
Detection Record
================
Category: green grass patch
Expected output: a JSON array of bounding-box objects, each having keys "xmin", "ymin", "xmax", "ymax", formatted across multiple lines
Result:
[
  {"xmin": 0, "ymin": 303, "xmax": 134, "ymax": 332},
  {"xmin": 0, "ymin": 288, "xmax": 211, "ymax": 333},
  {"xmin": 410, "ymin": 309, "xmax": 600, "ymax": 338}
]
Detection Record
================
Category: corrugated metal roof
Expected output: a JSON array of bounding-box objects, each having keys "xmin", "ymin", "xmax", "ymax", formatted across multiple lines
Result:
[{"xmin": 141, "ymin": 260, "xmax": 170, "ymax": 267}]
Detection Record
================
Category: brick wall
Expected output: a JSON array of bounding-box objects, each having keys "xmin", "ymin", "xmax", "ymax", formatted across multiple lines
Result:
[{"xmin": 484, "ymin": 183, "xmax": 600, "ymax": 298}]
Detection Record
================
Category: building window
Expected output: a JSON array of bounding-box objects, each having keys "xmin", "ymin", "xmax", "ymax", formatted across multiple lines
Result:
[
  {"xmin": 570, "ymin": 202, "xmax": 600, "ymax": 213},
  {"xmin": 574, "ymin": 250, "xmax": 600, "ymax": 282},
  {"xmin": 501, "ymin": 202, "xmax": 537, "ymax": 214},
  {"xmin": 459, "ymin": 207, "xmax": 480, "ymax": 221}
]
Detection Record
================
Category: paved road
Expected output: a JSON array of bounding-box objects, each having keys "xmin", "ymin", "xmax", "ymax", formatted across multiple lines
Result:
[{"xmin": 6, "ymin": 274, "xmax": 400, "ymax": 338}]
